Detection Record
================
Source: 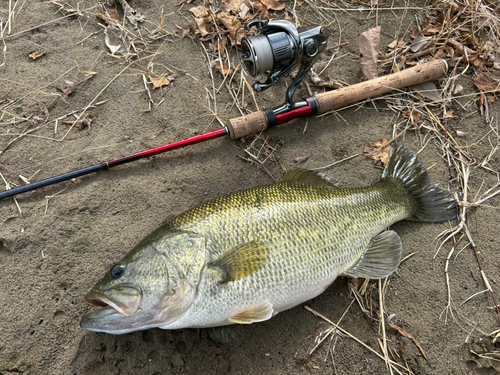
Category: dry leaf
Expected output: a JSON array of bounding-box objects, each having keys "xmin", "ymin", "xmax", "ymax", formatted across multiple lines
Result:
[
  {"xmin": 239, "ymin": 2, "xmax": 251, "ymax": 20},
  {"xmin": 217, "ymin": 12, "xmax": 242, "ymax": 43},
  {"xmin": 294, "ymin": 155, "xmax": 309, "ymax": 165},
  {"xmin": 221, "ymin": 0, "xmax": 241, "ymax": 14},
  {"xmin": 252, "ymin": 1, "xmax": 264, "ymax": 11},
  {"xmin": 473, "ymin": 73, "xmax": 500, "ymax": 93},
  {"xmin": 194, "ymin": 18, "xmax": 212, "ymax": 37},
  {"xmin": 213, "ymin": 60, "xmax": 231, "ymax": 76},
  {"xmin": 453, "ymin": 84, "xmax": 464, "ymax": 95},
  {"xmin": 211, "ymin": 38, "xmax": 227, "ymax": 55},
  {"xmin": 444, "ymin": 110, "xmax": 454, "ymax": 118},
  {"xmin": 149, "ymin": 75, "xmax": 170, "ymax": 89},
  {"xmin": 29, "ymin": 51, "xmax": 46, "ymax": 60},
  {"xmin": 423, "ymin": 25, "xmax": 440, "ymax": 35},
  {"xmin": 104, "ymin": 26, "xmax": 121, "ymax": 55},
  {"xmin": 106, "ymin": 8, "xmax": 122, "ymax": 22},
  {"xmin": 260, "ymin": 0, "xmax": 285, "ymax": 11},
  {"xmin": 387, "ymin": 39, "xmax": 405, "ymax": 50},
  {"xmin": 189, "ymin": 5, "xmax": 209, "ymax": 18},
  {"xmin": 364, "ymin": 138, "xmax": 392, "ymax": 166},
  {"xmin": 402, "ymin": 109, "xmax": 421, "ymax": 122},
  {"xmin": 410, "ymin": 27, "xmax": 422, "ymax": 39},
  {"xmin": 96, "ymin": 7, "xmax": 122, "ymax": 26},
  {"xmin": 410, "ymin": 36, "xmax": 429, "ymax": 52},
  {"xmin": 357, "ymin": 26, "xmax": 381, "ymax": 81}
]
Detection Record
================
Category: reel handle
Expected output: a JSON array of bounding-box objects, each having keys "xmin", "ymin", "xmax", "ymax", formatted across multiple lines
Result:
[{"xmin": 226, "ymin": 59, "xmax": 449, "ymax": 139}]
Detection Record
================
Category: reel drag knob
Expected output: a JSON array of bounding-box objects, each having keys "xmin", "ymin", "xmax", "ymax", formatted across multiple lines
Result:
[{"xmin": 303, "ymin": 38, "xmax": 319, "ymax": 58}]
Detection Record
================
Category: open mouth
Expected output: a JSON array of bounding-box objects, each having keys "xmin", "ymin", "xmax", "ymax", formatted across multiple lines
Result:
[
  {"xmin": 85, "ymin": 286, "xmax": 142, "ymax": 317},
  {"xmin": 87, "ymin": 296, "xmax": 111, "ymax": 308}
]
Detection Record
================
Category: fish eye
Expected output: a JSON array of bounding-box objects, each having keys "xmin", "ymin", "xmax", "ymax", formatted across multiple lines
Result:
[{"xmin": 111, "ymin": 264, "xmax": 125, "ymax": 279}]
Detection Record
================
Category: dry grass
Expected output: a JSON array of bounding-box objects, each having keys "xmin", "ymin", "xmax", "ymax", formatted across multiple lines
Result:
[{"xmin": 1, "ymin": 0, "xmax": 499, "ymax": 373}]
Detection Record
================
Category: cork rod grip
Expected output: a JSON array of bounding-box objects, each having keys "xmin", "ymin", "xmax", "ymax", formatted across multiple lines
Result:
[
  {"xmin": 226, "ymin": 110, "xmax": 269, "ymax": 139},
  {"xmin": 314, "ymin": 59, "xmax": 449, "ymax": 115}
]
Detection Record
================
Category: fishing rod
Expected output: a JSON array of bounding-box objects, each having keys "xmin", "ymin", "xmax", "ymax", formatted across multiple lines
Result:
[{"xmin": 0, "ymin": 20, "xmax": 448, "ymax": 201}]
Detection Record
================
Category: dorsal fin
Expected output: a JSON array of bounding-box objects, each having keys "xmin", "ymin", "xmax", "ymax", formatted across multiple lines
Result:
[
  {"xmin": 208, "ymin": 241, "xmax": 269, "ymax": 283},
  {"xmin": 279, "ymin": 169, "xmax": 341, "ymax": 188},
  {"xmin": 229, "ymin": 301, "xmax": 274, "ymax": 324},
  {"xmin": 344, "ymin": 230, "xmax": 402, "ymax": 279}
]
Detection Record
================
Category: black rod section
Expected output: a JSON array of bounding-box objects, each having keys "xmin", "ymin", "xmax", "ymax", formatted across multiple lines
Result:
[{"xmin": 0, "ymin": 164, "xmax": 103, "ymax": 200}]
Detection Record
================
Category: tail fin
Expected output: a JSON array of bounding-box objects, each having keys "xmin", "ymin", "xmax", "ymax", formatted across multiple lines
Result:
[{"xmin": 382, "ymin": 146, "xmax": 458, "ymax": 222}]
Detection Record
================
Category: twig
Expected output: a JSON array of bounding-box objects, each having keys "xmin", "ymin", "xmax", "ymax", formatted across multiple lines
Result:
[
  {"xmin": 312, "ymin": 154, "xmax": 360, "ymax": 170},
  {"xmin": 60, "ymin": 63, "xmax": 133, "ymax": 141},
  {"xmin": 304, "ymin": 306, "xmax": 408, "ymax": 374}
]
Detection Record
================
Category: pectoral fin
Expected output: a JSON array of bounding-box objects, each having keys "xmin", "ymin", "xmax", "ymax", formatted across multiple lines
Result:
[
  {"xmin": 208, "ymin": 240, "xmax": 269, "ymax": 283},
  {"xmin": 344, "ymin": 230, "xmax": 402, "ymax": 279},
  {"xmin": 229, "ymin": 301, "xmax": 274, "ymax": 324}
]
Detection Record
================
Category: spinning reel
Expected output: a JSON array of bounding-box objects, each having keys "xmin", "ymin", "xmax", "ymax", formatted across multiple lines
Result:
[{"xmin": 240, "ymin": 20, "xmax": 329, "ymax": 115}]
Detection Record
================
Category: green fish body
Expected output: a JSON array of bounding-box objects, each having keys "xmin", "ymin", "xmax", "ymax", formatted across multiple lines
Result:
[{"xmin": 81, "ymin": 146, "xmax": 457, "ymax": 334}]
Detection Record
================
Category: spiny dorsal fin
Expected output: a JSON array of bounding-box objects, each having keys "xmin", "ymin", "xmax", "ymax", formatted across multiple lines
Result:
[
  {"xmin": 209, "ymin": 241, "xmax": 268, "ymax": 283},
  {"xmin": 344, "ymin": 230, "xmax": 402, "ymax": 279},
  {"xmin": 279, "ymin": 169, "xmax": 341, "ymax": 188},
  {"xmin": 229, "ymin": 301, "xmax": 273, "ymax": 324}
]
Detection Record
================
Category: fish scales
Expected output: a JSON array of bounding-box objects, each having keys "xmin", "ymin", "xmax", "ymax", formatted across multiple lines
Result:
[
  {"xmin": 81, "ymin": 146, "xmax": 458, "ymax": 334},
  {"xmin": 159, "ymin": 181, "xmax": 410, "ymax": 328}
]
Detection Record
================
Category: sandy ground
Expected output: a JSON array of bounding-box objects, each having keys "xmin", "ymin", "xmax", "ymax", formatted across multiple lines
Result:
[{"xmin": 1, "ymin": 0, "xmax": 499, "ymax": 374}]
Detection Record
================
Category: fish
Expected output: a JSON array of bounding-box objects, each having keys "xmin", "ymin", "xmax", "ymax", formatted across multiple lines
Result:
[{"xmin": 81, "ymin": 145, "xmax": 458, "ymax": 335}]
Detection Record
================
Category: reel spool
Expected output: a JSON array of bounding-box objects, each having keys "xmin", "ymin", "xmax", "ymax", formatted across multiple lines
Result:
[{"xmin": 240, "ymin": 20, "xmax": 329, "ymax": 112}]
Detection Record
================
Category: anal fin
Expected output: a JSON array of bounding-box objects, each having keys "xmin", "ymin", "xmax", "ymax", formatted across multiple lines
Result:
[
  {"xmin": 344, "ymin": 230, "xmax": 402, "ymax": 279},
  {"xmin": 229, "ymin": 301, "xmax": 273, "ymax": 324},
  {"xmin": 207, "ymin": 326, "xmax": 238, "ymax": 344}
]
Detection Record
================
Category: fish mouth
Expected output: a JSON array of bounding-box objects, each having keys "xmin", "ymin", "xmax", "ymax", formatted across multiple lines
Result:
[{"xmin": 85, "ymin": 285, "xmax": 142, "ymax": 317}]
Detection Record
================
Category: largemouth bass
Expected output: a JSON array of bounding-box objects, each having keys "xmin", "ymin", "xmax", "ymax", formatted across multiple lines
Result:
[{"xmin": 81, "ymin": 146, "xmax": 457, "ymax": 334}]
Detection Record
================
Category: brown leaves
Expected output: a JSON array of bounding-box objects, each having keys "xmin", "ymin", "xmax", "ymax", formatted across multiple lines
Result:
[
  {"xmin": 402, "ymin": 109, "xmax": 421, "ymax": 122},
  {"xmin": 187, "ymin": 0, "xmax": 287, "ymax": 45},
  {"xmin": 364, "ymin": 139, "xmax": 392, "ymax": 166},
  {"xmin": 259, "ymin": 0, "xmax": 285, "ymax": 11},
  {"xmin": 148, "ymin": 75, "xmax": 170, "ymax": 89},
  {"xmin": 213, "ymin": 61, "xmax": 232, "ymax": 76},
  {"xmin": 189, "ymin": 5, "xmax": 209, "ymax": 18},
  {"xmin": 473, "ymin": 73, "xmax": 500, "ymax": 93},
  {"xmin": 217, "ymin": 12, "xmax": 243, "ymax": 43},
  {"xmin": 28, "ymin": 51, "xmax": 46, "ymax": 60},
  {"xmin": 96, "ymin": 8, "xmax": 123, "ymax": 26},
  {"xmin": 357, "ymin": 26, "xmax": 380, "ymax": 81}
]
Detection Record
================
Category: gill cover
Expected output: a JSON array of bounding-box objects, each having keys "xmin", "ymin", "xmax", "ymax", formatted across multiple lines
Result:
[{"xmin": 81, "ymin": 230, "xmax": 207, "ymax": 334}]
